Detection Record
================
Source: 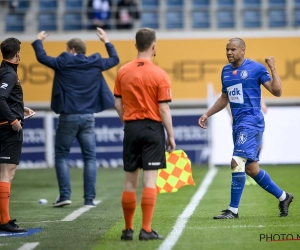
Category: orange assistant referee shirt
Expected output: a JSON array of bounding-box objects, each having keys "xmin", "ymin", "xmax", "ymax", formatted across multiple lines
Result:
[{"xmin": 114, "ymin": 58, "xmax": 172, "ymax": 122}]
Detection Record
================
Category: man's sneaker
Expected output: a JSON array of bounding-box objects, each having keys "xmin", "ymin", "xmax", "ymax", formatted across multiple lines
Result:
[
  {"xmin": 84, "ymin": 199, "xmax": 96, "ymax": 207},
  {"xmin": 52, "ymin": 195, "xmax": 71, "ymax": 207},
  {"xmin": 279, "ymin": 192, "xmax": 294, "ymax": 217},
  {"xmin": 120, "ymin": 228, "xmax": 134, "ymax": 240},
  {"xmin": 213, "ymin": 209, "xmax": 239, "ymax": 219},
  {"xmin": 139, "ymin": 229, "xmax": 164, "ymax": 240},
  {"xmin": 0, "ymin": 219, "xmax": 27, "ymax": 233}
]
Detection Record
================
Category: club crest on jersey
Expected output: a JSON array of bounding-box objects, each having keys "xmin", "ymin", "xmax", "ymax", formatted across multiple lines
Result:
[
  {"xmin": 240, "ymin": 70, "xmax": 248, "ymax": 79},
  {"xmin": 237, "ymin": 132, "xmax": 248, "ymax": 146}
]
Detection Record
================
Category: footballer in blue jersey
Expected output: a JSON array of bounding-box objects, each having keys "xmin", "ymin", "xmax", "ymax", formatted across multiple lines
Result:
[
  {"xmin": 198, "ymin": 37, "xmax": 293, "ymax": 219},
  {"xmin": 222, "ymin": 59, "xmax": 270, "ymax": 162}
]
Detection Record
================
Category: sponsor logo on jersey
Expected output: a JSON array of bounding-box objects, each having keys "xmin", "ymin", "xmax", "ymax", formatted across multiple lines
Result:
[
  {"xmin": 240, "ymin": 70, "xmax": 248, "ymax": 79},
  {"xmin": 237, "ymin": 132, "xmax": 248, "ymax": 146},
  {"xmin": 227, "ymin": 83, "xmax": 244, "ymax": 104},
  {"xmin": 232, "ymin": 70, "xmax": 238, "ymax": 75},
  {"xmin": 1, "ymin": 83, "xmax": 8, "ymax": 89}
]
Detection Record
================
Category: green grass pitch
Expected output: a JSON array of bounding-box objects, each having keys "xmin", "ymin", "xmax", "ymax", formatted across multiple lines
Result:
[{"xmin": 1, "ymin": 165, "xmax": 299, "ymax": 250}]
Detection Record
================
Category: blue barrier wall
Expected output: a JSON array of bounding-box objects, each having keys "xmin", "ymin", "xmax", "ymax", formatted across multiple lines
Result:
[{"xmin": 19, "ymin": 110, "xmax": 208, "ymax": 168}]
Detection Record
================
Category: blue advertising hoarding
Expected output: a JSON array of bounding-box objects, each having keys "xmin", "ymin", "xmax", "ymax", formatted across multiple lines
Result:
[
  {"xmin": 20, "ymin": 116, "xmax": 47, "ymax": 168},
  {"xmin": 19, "ymin": 110, "xmax": 208, "ymax": 168}
]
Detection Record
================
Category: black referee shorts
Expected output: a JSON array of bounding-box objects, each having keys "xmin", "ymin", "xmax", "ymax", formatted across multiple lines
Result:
[
  {"xmin": 0, "ymin": 127, "xmax": 23, "ymax": 165},
  {"xmin": 123, "ymin": 119, "xmax": 166, "ymax": 172}
]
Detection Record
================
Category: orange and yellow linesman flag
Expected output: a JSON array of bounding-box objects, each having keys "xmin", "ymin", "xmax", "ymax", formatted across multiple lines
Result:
[{"xmin": 156, "ymin": 150, "xmax": 195, "ymax": 194}]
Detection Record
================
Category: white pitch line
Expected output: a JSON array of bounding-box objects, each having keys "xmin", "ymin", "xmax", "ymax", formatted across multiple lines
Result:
[
  {"xmin": 17, "ymin": 242, "xmax": 39, "ymax": 250},
  {"xmin": 158, "ymin": 167, "xmax": 218, "ymax": 250},
  {"xmin": 61, "ymin": 200, "xmax": 102, "ymax": 221}
]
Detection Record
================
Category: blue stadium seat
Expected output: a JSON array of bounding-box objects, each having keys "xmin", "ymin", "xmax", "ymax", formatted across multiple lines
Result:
[
  {"xmin": 5, "ymin": 14, "xmax": 25, "ymax": 32},
  {"xmin": 141, "ymin": 12, "xmax": 159, "ymax": 29},
  {"xmin": 39, "ymin": 0, "xmax": 57, "ymax": 11},
  {"xmin": 268, "ymin": 0, "xmax": 286, "ymax": 7},
  {"xmin": 141, "ymin": 0, "xmax": 159, "ymax": 8},
  {"xmin": 268, "ymin": 9, "xmax": 286, "ymax": 27},
  {"xmin": 192, "ymin": 0, "xmax": 210, "ymax": 7},
  {"xmin": 218, "ymin": 0, "xmax": 235, "ymax": 7},
  {"xmin": 192, "ymin": 11, "xmax": 210, "ymax": 28},
  {"xmin": 243, "ymin": 0, "xmax": 261, "ymax": 7},
  {"xmin": 295, "ymin": 0, "xmax": 300, "ymax": 7},
  {"xmin": 294, "ymin": 9, "xmax": 300, "ymax": 26},
  {"xmin": 8, "ymin": 0, "xmax": 30, "ymax": 13},
  {"xmin": 63, "ymin": 13, "xmax": 82, "ymax": 30},
  {"xmin": 243, "ymin": 10, "xmax": 261, "ymax": 28},
  {"xmin": 167, "ymin": 0, "xmax": 183, "ymax": 7},
  {"xmin": 217, "ymin": 10, "xmax": 235, "ymax": 28},
  {"xmin": 65, "ymin": 0, "xmax": 83, "ymax": 11},
  {"xmin": 166, "ymin": 11, "xmax": 184, "ymax": 29},
  {"xmin": 38, "ymin": 13, "xmax": 57, "ymax": 31},
  {"xmin": 18, "ymin": 0, "xmax": 30, "ymax": 10}
]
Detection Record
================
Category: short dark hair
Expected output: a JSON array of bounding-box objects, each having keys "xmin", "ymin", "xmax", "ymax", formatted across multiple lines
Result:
[
  {"xmin": 66, "ymin": 38, "xmax": 86, "ymax": 54},
  {"xmin": 229, "ymin": 37, "xmax": 246, "ymax": 49},
  {"xmin": 135, "ymin": 28, "xmax": 156, "ymax": 52},
  {"xmin": 0, "ymin": 38, "xmax": 21, "ymax": 60}
]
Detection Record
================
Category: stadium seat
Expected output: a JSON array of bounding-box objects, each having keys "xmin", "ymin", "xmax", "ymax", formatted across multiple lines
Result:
[
  {"xmin": 38, "ymin": 13, "xmax": 57, "ymax": 31},
  {"xmin": 63, "ymin": 13, "xmax": 82, "ymax": 30},
  {"xmin": 218, "ymin": 0, "xmax": 235, "ymax": 7},
  {"xmin": 141, "ymin": 0, "xmax": 159, "ymax": 8},
  {"xmin": 217, "ymin": 10, "xmax": 235, "ymax": 28},
  {"xmin": 5, "ymin": 14, "xmax": 25, "ymax": 32},
  {"xmin": 268, "ymin": 0, "xmax": 286, "ymax": 7},
  {"xmin": 295, "ymin": 0, "xmax": 300, "ymax": 7},
  {"xmin": 243, "ymin": 0, "xmax": 261, "ymax": 7},
  {"xmin": 268, "ymin": 9, "xmax": 287, "ymax": 27},
  {"xmin": 167, "ymin": 0, "xmax": 184, "ymax": 7},
  {"xmin": 166, "ymin": 11, "xmax": 184, "ymax": 29},
  {"xmin": 39, "ymin": 0, "xmax": 57, "ymax": 11},
  {"xmin": 294, "ymin": 9, "xmax": 300, "ymax": 26},
  {"xmin": 192, "ymin": 0, "xmax": 210, "ymax": 8},
  {"xmin": 243, "ymin": 10, "xmax": 261, "ymax": 28},
  {"xmin": 192, "ymin": 11, "xmax": 210, "ymax": 28},
  {"xmin": 17, "ymin": 0, "xmax": 30, "ymax": 11},
  {"xmin": 141, "ymin": 12, "xmax": 159, "ymax": 29},
  {"xmin": 65, "ymin": 0, "xmax": 83, "ymax": 11}
]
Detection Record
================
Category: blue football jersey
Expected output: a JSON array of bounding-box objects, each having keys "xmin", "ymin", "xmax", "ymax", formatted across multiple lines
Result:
[{"xmin": 221, "ymin": 59, "xmax": 271, "ymax": 131}]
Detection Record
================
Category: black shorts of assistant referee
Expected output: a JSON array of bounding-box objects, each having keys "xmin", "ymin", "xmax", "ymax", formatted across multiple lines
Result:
[
  {"xmin": 123, "ymin": 119, "xmax": 166, "ymax": 172},
  {"xmin": 0, "ymin": 126, "xmax": 23, "ymax": 165}
]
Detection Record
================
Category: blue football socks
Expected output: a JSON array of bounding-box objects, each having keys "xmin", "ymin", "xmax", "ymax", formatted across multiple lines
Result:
[
  {"xmin": 253, "ymin": 169, "xmax": 283, "ymax": 198},
  {"xmin": 229, "ymin": 172, "xmax": 246, "ymax": 209}
]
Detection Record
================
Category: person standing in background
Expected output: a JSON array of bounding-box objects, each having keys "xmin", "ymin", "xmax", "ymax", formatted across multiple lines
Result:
[
  {"xmin": 87, "ymin": 0, "xmax": 112, "ymax": 30},
  {"xmin": 114, "ymin": 28, "xmax": 176, "ymax": 240},
  {"xmin": 31, "ymin": 28, "xmax": 119, "ymax": 207},
  {"xmin": 0, "ymin": 37, "xmax": 35, "ymax": 232},
  {"xmin": 115, "ymin": 0, "xmax": 140, "ymax": 30}
]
